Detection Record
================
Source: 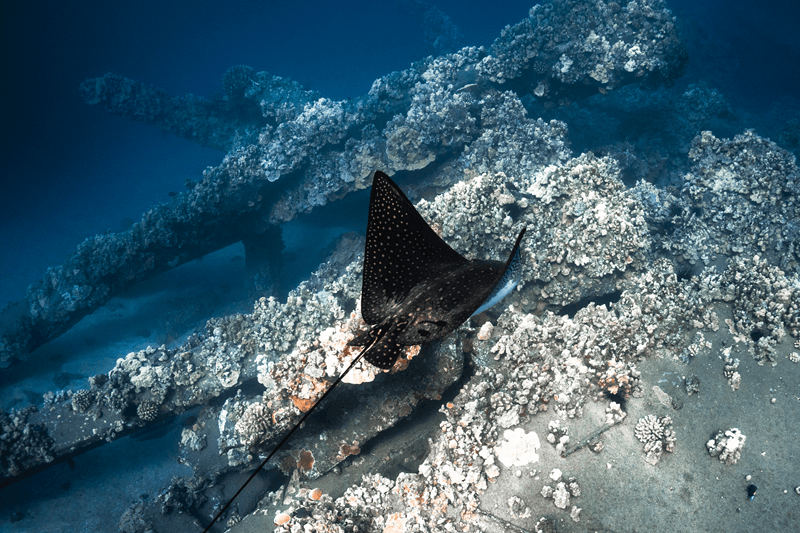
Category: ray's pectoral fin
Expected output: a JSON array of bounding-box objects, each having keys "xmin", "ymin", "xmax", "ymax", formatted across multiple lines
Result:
[
  {"xmin": 362, "ymin": 335, "xmax": 406, "ymax": 370},
  {"xmin": 413, "ymin": 320, "xmax": 449, "ymax": 338},
  {"xmin": 347, "ymin": 329, "xmax": 374, "ymax": 347},
  {"xmin": 359, "ymin": 171, "xmax": 468, "ymax": 326},
  {"xmin": 471, "ymin": 227, "xmax": 526, "ymax": 317},
  {"xmin": 347, "ymin": 322, "xmax": 408, "ymax": 370}
]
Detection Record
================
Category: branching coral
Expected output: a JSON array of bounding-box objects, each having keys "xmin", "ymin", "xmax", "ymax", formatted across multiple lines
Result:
[{"xmin": 634, "ymin": 414, "xmax": 676, "ymax": 465}]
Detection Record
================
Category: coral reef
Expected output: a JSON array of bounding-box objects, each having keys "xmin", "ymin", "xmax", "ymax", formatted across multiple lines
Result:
[
  {"xmin": 80, "ymin": 73, "xmax": 251, "ymax": 151},
  {"xmin": 719, "ymin": 254, "xmax": 799, "ymax": 365},
  {"xmin": 271, "ymin": 476, "xmax": 386, "ymax": 533},
  {"xmin": 249, "ymin": 244, "xmax": 729, "ymax": 531},
  {"xmin": 94, "ymin": 128, "xmax": 794, "ymax": 529},
  {"xmin": 10, "ymin": 127, "xmax": 794, "ymax": 518},
  {"xmin": 682, "ymin": 132, "xmax": 800, "ymax": 268},
  {"xmin": 631, "ymin": 130, "xmax": 800, "ymax": 273},
  {"xmin": 476, "ymin": 0, "xmax": 686, "ymax": 97},
  {"xmin": 0, "ymin": 0, "xmax": 687, "ymax": 369},
  {"xmin": 13, "ymin": 1, "xmax": 800, "ymax": 531},
  {"xmin": 706, "ymin": 428, "xmax": 746, "ymax": 465},
  {"xmin": 0, "ymin": 407, "xmax": 54, "ymax": 478},
  {"xmin": 414, "ymin": 153, "xmax": 651, "ymax": 311}
]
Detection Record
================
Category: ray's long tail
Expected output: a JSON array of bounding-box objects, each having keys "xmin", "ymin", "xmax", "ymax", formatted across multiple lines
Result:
[{"xmin": 202, "ymin": 341, "xmax": 375, "ymax": 532}]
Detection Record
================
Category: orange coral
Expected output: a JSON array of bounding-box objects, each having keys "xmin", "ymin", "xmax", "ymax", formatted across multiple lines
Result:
[
  {"xmin": 383, "ymin": 513, "xmax": 406, "ymax": 533},
  {"xmin": 288, "ymin": 396, "xmax": 315, "ymax": 412},
  {"xmin": 597, "ymin": 372, "xmax": 632, "ymax": 397},
  {"xmin": 297, "ymin": 449, "xmax": 315, "ymax": 471},
  {"xmin": 338, "ymin": 442, "xmax": 361, "ymax": 460},
  {"xmin": 287, "ymin": 374, "xmax": 328, "ymax": 412}
]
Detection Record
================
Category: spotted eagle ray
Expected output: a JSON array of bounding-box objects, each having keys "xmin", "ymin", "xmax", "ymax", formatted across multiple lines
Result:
[{"xmin": 204, "ymin": 171, "xmax": 525, "ymax": 531}]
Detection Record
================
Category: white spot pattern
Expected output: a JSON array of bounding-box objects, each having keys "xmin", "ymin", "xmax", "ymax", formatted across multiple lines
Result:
[{"xmin": 353, "ymin": 171, "xmax": 526, "ymax": 369}]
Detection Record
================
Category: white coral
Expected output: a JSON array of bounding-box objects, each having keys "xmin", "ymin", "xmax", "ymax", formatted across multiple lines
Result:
[
  {"xmin": 706, "ymin": 428, "xmax": 746, "ymax": 465},
  {"xmin": 553, "ymin": 482, "xmax": 570, "ymax": 509},
  {"xmin": 494, "ymin": 428, "xmax": 541, "ymax": 467},
  {"xmin": 634, "ymin": 415, "xmax": 676, "ymax": 465},
  {"xmin": 234, "ymin": 402, "xmax": 271, "ymax": 447}
]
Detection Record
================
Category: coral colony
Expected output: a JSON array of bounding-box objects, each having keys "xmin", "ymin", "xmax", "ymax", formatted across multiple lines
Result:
[{"xmin": 2, "ymin": 0, "xmax": 800, "ymax": 531}]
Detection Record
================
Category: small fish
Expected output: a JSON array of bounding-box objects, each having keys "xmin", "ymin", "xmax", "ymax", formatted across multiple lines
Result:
[
  {"xmin": 456, "ymin": 83, "xmax": 480, "ymax": 93},
  {"xmin": 747, "ymin": 484, "xmax": 757, "ymax": 500}
]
